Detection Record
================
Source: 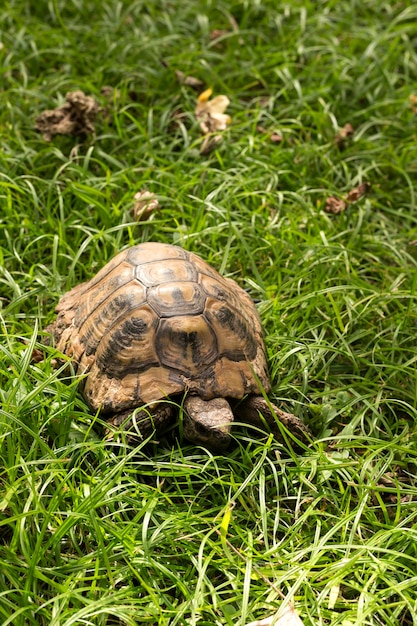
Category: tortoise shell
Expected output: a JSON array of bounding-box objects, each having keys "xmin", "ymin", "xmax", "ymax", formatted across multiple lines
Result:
[{"xmin": 49, "ymin": 242, "xmax": 270, "ymax": 415}]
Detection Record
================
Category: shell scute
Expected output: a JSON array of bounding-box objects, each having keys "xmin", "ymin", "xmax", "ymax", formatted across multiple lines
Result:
[
  {"xmin": 77, "ymin": 281, "xmax": 147, "ymax": 356},
  {"xmin": 204, "ymin": 298, "xmax": 258, "ymax": 361},
  {"xmin": 127, "ymin": 242, "xmax": 187, "ymax": 266},
  {"xmin": 73, "ymin": 262, "xmax": 136, "ymax": 328},
  {"xmin": 148, "ymin": 282, "xmax": 206, "ymax": 317},
  {"xmin": 135, "ymin": 258, "xmax": 198, "ymax": 287},
  {"xmin": 95, "ymin": 304, "xmax": 159, "ymax": 377},
  {"xmin": 156, "ymin": 315, "xmax": 218, "ymax": 377}
]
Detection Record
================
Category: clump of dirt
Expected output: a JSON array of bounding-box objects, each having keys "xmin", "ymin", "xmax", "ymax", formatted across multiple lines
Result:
[{"xmin": 35, "ymin": 90, "xmax": 99, "ymax": 141}]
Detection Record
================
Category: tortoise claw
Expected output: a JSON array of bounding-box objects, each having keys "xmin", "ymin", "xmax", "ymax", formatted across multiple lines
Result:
[{"xmin": 236, "ymin": 395, "xmax": 311, "ymax": 445}]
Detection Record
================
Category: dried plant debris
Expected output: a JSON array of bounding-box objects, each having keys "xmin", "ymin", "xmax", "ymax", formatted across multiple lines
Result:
[
  {"xmin": 132, "ymin": 191, "xmax": 160, "ymax": 221},
  {"xmin": 31, "ymin": 347, "xmax": 46, "ymax": 363},
  {"xmin": 194, "ymin": 87, "xmax": 231, "ymax": 154},
  {"xmin": 240, "ymin": 606, "xmax": 304, "ymax": 626},
  {"xmin": 324, "ymin": 182, "xmax": 371, "ymax": 214},
  {"xmin": 324, "ymin": 196, "xmax": 348, "ymax": 214},
  {"xmin": 270, "ymin": 130, "xmax": 283, "ymax": 143},
  {"xmin": 209, "ymin": 13, "xmax": 243, "ymax": 45},
  {"xmin": 410, "ymin": 94, "xmax": 417, "ymax": 114},
  {"xmin": 256, "ymin": 126, "xmax": 283, "ymax": 143},
  {"xmin": 210, "ymin": 29, "xmax": 229, "ymax": 41},
  {"xmin": 200, "ymin": 134, "xmax": 223, "ymax": 155},
  {"xmin": 346, "ymin": 181, "xmax": 371, "ymax": 202},
  {"xmin": 35, "ymin": 90, "xmax": 99, "ymax": 141},
  {"xmin": 100, "ymin": 85, "xmax": 121, "ymax": 100},
  {"xmin": 335, "ymin": 122, "xmax": 354, "ymax": 149},
  {"xmin": 175, "ymin": 70, "xmax": 204, "ymax": 90},
  {"xmin": 195, "ymin": 87, "xmax": 231, "ymax": 134}
]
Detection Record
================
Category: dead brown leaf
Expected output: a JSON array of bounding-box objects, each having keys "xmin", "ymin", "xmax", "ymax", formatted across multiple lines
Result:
[
  {"xmin": 31, "ymin": 348, "xmax": 45, "ymax": 363},
  {"xmin": 240, "ymin": 605, "xmax": 304, "ymax": 626},
  {"xmin": 410, "ymin": 94, "xmax": 417, "ymax": 114},
  {"xmin": 19, "ymin": 338, "xmax": 46, "ymax": 363},
  {"xmin": 346, "ymin": 181, "xmax": 371, "ymax": 203},
  {"xmin": 175, "ymin": 70, "xmax": 204, "ymax": 90},
  {"xmin": 210, "ymin": 29, "xmax": 229, "ymax": 41},
  {"xmin": 270, "ymin": 131, "xmax": 283, "ymax": 143},
  {"xmin": 209, "ymin": 13, "xmax": 244, "ymax": 45},
  {"xmin": 335, "ymin": 122, "xmax": 354, "ymax": 149},
  {"xmin": 132, "ymin": 191, "xmax": 160, "ymax": 221},
  {"xmin": 195, "ymin": 87, "xmax": 231, "ymax": 134},
  {"xmin": 324, "ymin": 182, "xmax": 370, "ymax": 214},
  {"xmin": 256, "ymin": 126, "xmax": 283, "ymax": 143},
  {"xmin": 324, "ymin": 196, "xmax": 348, "ymax": 214}
]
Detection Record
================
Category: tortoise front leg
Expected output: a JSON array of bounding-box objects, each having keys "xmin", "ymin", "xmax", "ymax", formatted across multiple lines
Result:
[
  {"xmin": 105, "ymin": 402, "xmax": 175, "ymax": 441},
  {"xmin": 235, "ymin": 395, "xmax": 310, "ymax": 444}
]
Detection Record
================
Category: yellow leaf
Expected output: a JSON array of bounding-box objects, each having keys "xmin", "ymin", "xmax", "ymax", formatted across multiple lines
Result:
[
  {"xmin": 195, "ymin": 89, "xmax": 231, "ymax": 134},
  {"xmin": 197, "ymin": 87, "xmax": 213, "ymax": 103},
  {"xmin": 219, "ymin": 502, "xmax": 234, "ymax": 559}
]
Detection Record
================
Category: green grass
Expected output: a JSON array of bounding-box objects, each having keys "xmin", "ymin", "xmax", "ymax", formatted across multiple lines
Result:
[{"xmin": 1, "ymin": 0, "xmax": 417, "ymax": 624}]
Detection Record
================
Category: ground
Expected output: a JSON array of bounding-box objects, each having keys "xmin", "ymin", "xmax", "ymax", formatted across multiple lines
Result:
[{"xmin": 1, "ymin": 1, "xmax": 417, "ymax": 625}]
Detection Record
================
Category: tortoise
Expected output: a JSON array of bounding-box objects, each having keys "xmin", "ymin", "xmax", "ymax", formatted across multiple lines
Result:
[{"xmin": 46, "ymin": 242, "xmax": 309, "ymax": 449}]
